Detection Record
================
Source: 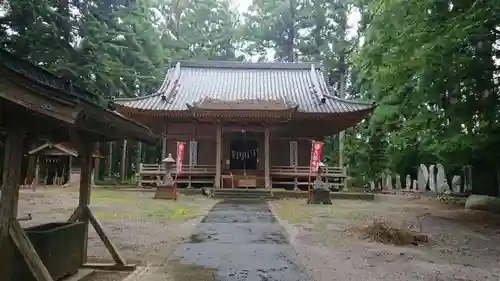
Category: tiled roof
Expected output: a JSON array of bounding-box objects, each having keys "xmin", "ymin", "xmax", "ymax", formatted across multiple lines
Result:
[{"xmin": 116, "ymin": 61, "xmax": 373, "ymax": 114}]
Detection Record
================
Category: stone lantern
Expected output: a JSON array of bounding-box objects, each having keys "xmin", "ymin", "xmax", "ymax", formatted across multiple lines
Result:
[
  {"xmin": 309, "ymin": 162, "xmax": 332, "ymax": 204},
  {"xmin": 161, "ymin": 153, "xmax": 176, "ymax": 186},
  {"xmin": 154, "ymin": 153, "xmax": 178, "ymax": 200}
]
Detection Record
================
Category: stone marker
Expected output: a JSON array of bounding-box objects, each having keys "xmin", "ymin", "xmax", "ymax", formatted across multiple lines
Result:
[
  {"xmin": 451, "ymin": 175, "xmax": 461, "ymax": 193},
  {"xmin": 369, "ymin": 181, "xmax": 375, "ymax": 191},
  {"xmin": 405, "ymin": 175, "xmax": 411, "ymax": 190},
  {"xmin": 395, "ymin": 174, "xmax": 402, "ymax": 189},
  {"xmin": 463, "ymin": 165, "xmax": 473, "ymax": 193},
  {"xmin": 386, "ymin": 174, "xmax": 393, "ymax": 190},
  {"xmin": 428, "ymin": 164, "xmax": 436, "ymax": 192},
  {"xmin": 436, "ymin": 163, "xmax": 447, "ymax": 193},
  {"xmin": 417, "ymin": 164, "xmax": 428, "ymax": 192},
  {"xmin": 412, "ymin": 179, "xmax": 417, "ymax": 191}
]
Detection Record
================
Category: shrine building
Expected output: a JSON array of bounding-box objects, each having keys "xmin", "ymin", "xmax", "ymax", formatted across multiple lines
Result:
[{"xmin": 115, "ymin": 61, "xmax": 373, "ymax": 193}]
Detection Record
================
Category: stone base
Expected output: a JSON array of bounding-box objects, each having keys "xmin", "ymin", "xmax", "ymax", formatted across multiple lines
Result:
[
  {"xmin": 308, "ymin": 189, "xmax": 332, "ymax": 205},
  {"xmin": 154, "ymin": 185, "xmax": 179, "ymax": 200},
  {"xmin": 465, "ymin": 195, "xmax": 500, "ymax": 213}
]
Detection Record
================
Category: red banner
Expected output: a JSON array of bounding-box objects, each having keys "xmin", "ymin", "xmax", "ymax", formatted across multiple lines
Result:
[
  {"xmin": 309, "ymin": 141, "xmax": 324, "ymax": 174},
  {"xmin": 176, "ymin": 142, "xmax": 186, "ymax": 175}
]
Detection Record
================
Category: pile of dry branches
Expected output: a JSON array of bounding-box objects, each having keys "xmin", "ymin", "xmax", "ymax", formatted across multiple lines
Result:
[{"xmin": 350, "ymin": 219, "xmax": 429, "ymax": 246}]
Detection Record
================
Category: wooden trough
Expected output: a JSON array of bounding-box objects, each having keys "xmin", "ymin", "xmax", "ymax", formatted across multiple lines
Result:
[{"xmin": 0, "ymin": 49, "xmax": 157, "ymax": 281}]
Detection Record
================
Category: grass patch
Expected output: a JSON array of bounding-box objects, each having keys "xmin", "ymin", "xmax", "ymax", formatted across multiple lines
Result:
[
  {"xmin": 90, "ymin": 190, "xmax": 210, "ymax": 221},
  {"xmin": 271, "ymin": 199, "xmax": 315, "ymax": 224},
  {"xmin": 93, "ymin": 202, "xmax": 200, "ymax": 221}
]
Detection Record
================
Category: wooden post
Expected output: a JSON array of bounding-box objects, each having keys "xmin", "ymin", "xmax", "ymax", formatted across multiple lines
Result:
[
  {"xmin": 338, "ymin": 73, "xmax": 346, "ymax": 168},
  {"xmin": 161, "ymin": 124, "xmax": 167, "ymax": 161},
  {"xmin": 0, "ymin": 129, "xmax": 25, "ymax": 247},
  {"xmin": 94, "ymin": 142, "xmax": 100, "ymax": 181},
  {"xmin": 135, "ymin": 142, "xmax": 142, "ymax": 172},
  {"xmin": 215, "ymin": 122, "xmax": 222, "ymax": 189},
  {"xmin": 120, "ymin": 140, "xmax": 127, "ymax": 182},
  {"xmin": 0, "ymin": 130, "xmax": 53, "ymax": 281},
  {"xmin": 264, "ymin": 126, "xmax": 270, "ymax": 190},
  {"xmin": 107, "ymin": 142, "xmax": 113, "ymax": 177},
  {"xmin": 78, "ymin": 140, "xmax": 94, "ymax": 264},
  {"xmin": 135, "ymin": 142, "xmax": 142, "ymax": 187},
  {"xmin": 67, "ymin": 156, "xmax": 72, "ymax": 183},
  {"xmin": 33, "ymin": 157, "xmax": 40, "ymax": 190}
]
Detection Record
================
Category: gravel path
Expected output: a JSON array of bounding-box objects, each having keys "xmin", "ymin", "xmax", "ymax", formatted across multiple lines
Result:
[
  {"xmin": 141, "ymin": 199, "xmax": 312, "ymax": 281},
  {"xmin": 270, "ymin": 196, "xmax": 500, "ymax": 281}
]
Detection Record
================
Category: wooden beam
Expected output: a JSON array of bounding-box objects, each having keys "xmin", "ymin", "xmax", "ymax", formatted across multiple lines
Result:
[
  {"xmin": 9, "ymin": 220, "xmax": 53, "ymax": 281},
  {"xmin": 214, "ymin": 122, "xmax": 222, "ymax": 189},
  {"xmin": 82, "ymin": 263, "xmax": 135, "ymax": 271},
  {"xmin": 165, "ymin": 134, "xmax": 213, "ymax": 140},
  {"xmin": 67, "ymin": 205, "xmax": 83, "ymax": 222},
  {"xmin": 86, "ymin": 206, "xmax": 126, "ymax": 266}
]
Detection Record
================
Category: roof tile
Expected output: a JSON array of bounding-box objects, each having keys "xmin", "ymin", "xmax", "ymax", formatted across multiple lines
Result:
[{"xmin": 116, "ymin": 61, "xmax": 373, "ymax": 114}]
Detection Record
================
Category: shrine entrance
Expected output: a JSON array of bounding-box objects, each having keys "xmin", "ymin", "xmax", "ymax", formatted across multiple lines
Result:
[{"xmin": 229, "ymin": 139, "xmax": 258, "ymax": 170}]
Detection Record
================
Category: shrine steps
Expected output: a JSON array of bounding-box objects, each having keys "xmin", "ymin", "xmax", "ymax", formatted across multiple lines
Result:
[{"xmin": 212, "ymin": 189, "xmax": 273, "ymax": 199}]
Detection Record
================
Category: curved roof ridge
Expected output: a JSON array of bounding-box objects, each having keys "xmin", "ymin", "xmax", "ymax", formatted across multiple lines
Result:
[
  {"xmin": 114, "ymin": 92, "xmax": 163, "ymax": 102},
  {"xmin": 170, "ymin": 60, "xmax": 323, "ymax": 70},
  {"xmin": 323, "ymin": 94, "xmax": 375, "ymax": 106},
  {"xmin": 115, "ymin": 66, "xmax": 175, "ymax": 102},
  {"xmin": 316, "ymin": 64, "xmax": 375, "ymax": 107}
]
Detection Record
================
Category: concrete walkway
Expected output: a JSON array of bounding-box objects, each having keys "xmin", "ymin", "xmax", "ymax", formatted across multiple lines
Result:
[{"xmin": 161, "ymin": 199, "xmax": 312, "ymax": 281}]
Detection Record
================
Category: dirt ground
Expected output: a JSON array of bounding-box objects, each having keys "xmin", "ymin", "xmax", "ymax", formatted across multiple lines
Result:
[
  {"xmin": 270, "ymin": 195, "xmax": 500, "ymax": 281},
  {"xmin": 18, "ymin": 186, "xmax": 217, "ymax": 267}
]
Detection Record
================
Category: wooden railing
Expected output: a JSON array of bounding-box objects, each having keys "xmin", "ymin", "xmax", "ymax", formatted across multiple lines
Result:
[
  {"xmin": 139, "ymin": 164, "xmax": 216, "ymax": 175},
  {"xmin": 138, "ymin": 163, "xmax": 347, "ymax": 189},
  {"xmin": 270, "ymin": 165, "xmax": 346, "ymax": 176}
]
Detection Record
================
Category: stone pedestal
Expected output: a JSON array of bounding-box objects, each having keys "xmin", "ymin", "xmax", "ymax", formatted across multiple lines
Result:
[
  {"xmin": 154, "ymin": 183, "xmax": 179, "ymax": 200},
  {"xmin": 308, "ymin": 189, "xmax": 332, "ymax": 205}
]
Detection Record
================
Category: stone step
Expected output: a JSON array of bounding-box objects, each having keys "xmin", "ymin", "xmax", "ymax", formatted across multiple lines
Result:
[{"xmin": 212, "ymin": 189, "xmax": 272, "ymax": 199}]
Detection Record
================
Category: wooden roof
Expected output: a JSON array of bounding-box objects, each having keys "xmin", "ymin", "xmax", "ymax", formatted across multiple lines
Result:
[
  {"xmin": 0, "ymin": 49, "xmax": 158, "ymax": 144},
  {"xmin": 115, "ymin": 61, "xmax": 374, "ymax": 118},
  {"xmin": 28, "ymin": 142, "xmax": 104, "ymax": 158}
]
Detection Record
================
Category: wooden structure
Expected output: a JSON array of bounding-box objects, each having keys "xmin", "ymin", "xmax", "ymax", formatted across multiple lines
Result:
[
  {"xmin": 27, "ymin": 142, "xmax": 104, "ymax": 186},
  {"xmin": 0, "ymin": 49, "xmax": 156, "ymax": 281},
  {"xmin": 116, "ymin": 61, "xmax": 374, "ymax": 195}
]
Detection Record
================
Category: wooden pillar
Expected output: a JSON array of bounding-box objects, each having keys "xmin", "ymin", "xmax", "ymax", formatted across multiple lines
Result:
[
  {"xmin": 33, "ymin": 157, "xmax": 40, "ymax": 190},
  {"xmin": 135, "ymin": 142, "xmax": 142, "ymax": 173},
  {"xmin": 264, "ymin": 126, "xmax": 270, "ymax": 189},
  {"xmin": 0, "ymin": 129, "xmax": 25, "ymax": 246},
  {"xmin": 120, "ymin": 140, "xmax": 127, "ymax": 182},
  {"xmin": 107, "ymin": 142, "xmax": 113, "ymax": 177},
  {"xmin": 161, "ymin": 124, "xmax": 167, "ymax": 161},
  {"xmin": 67, "ymin": 156, "xmax": 72, "ymax": 182},
  {"xmin": 215, "ymin": 122, "xmax": 222, "ymax": 189},
  {"xmin": 338, "ymin": 73, "xmax": 346, "ymax": 168},
  {"xmin": 93, "ymin": 142, "xmax": 100, "ymax": 181},
  {"xmin": 77, "ymin": 141, "xmax": 93, "ymax": 264}
]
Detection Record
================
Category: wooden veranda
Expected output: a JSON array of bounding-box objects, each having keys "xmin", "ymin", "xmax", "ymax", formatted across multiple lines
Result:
[{"xmin": 0, "ymin": 49, "xmax": 157, "ymax": 281}]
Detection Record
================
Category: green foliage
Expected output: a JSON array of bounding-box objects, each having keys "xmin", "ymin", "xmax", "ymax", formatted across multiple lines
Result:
[{"xmin": 347, "ymin": 0, "xmax": 500, "ymax": 193}]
